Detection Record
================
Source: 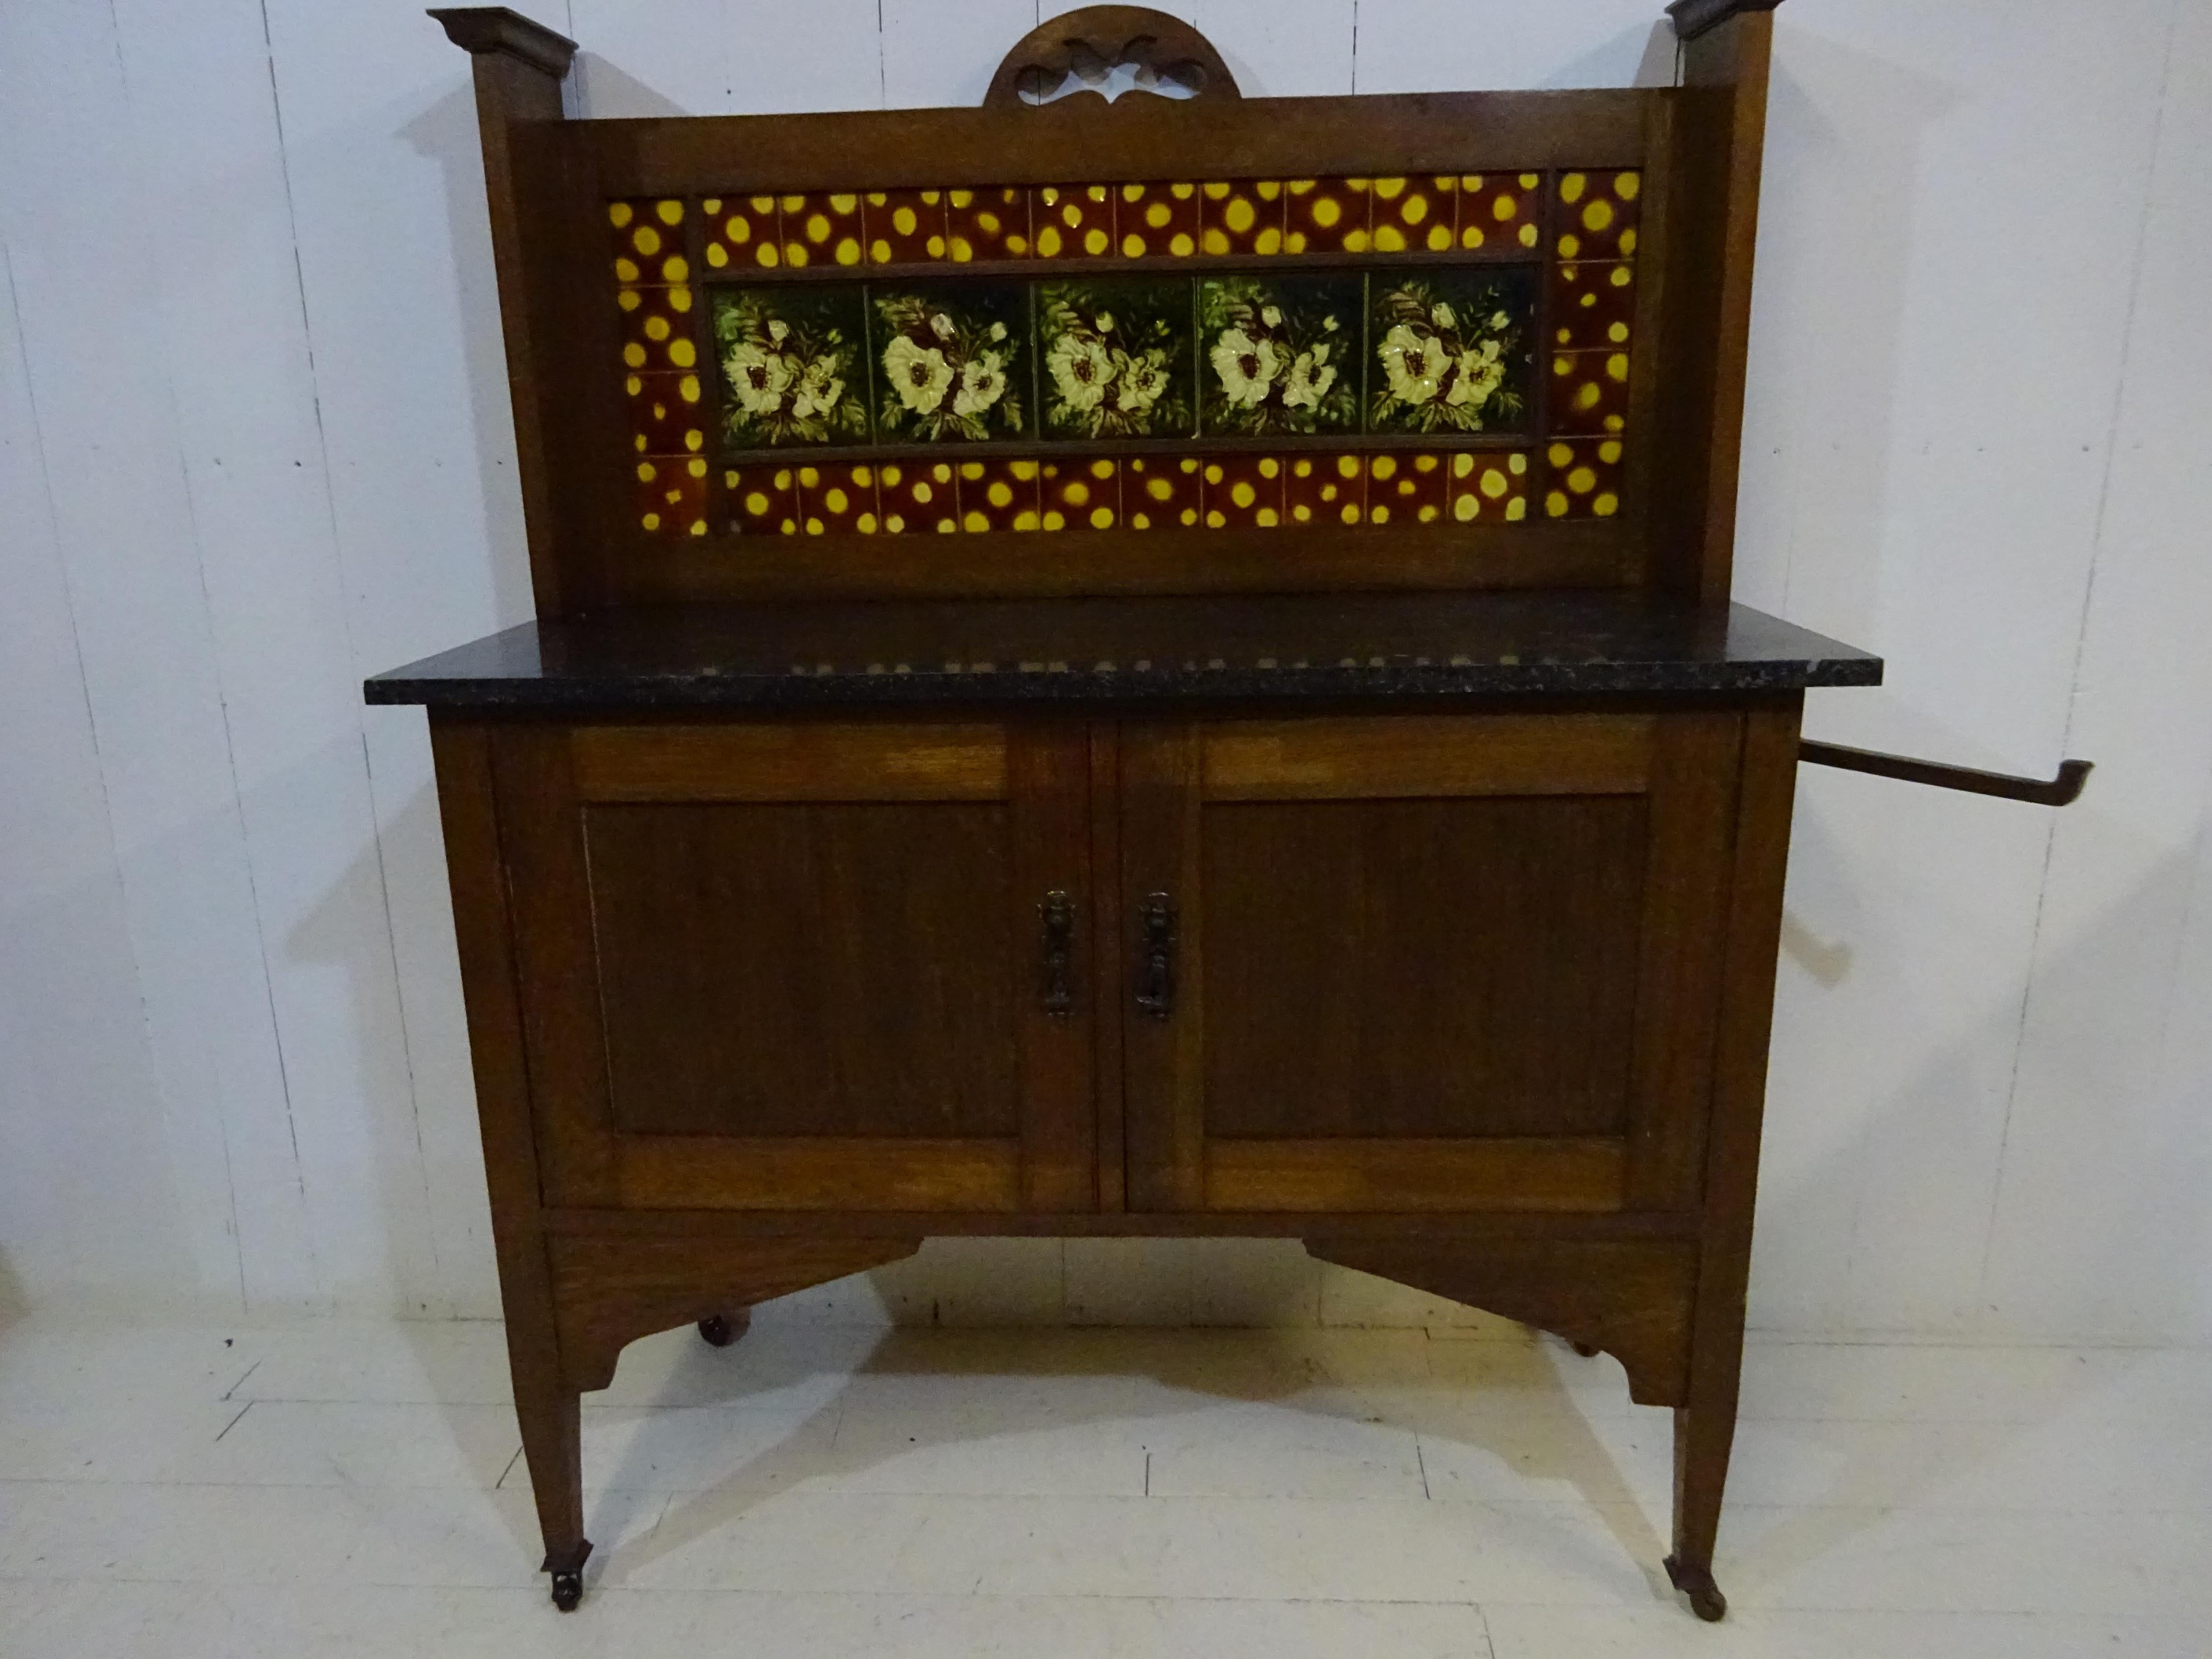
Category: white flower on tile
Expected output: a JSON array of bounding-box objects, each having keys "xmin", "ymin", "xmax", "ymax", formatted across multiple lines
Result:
[
  {"xmin": 1211, "ymin": 326, "xmax": 1281, "ymax": 408},
  {"xmin": 883, "ymin": 334, "xmax": 954, "ymax": 414}
]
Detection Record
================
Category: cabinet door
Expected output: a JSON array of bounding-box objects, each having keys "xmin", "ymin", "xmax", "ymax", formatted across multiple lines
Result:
[
  {"xmin": 1120, "ymin": 714, "xmax": 1742, "ymax": 1214},
  {"xmin": 497, "ymin": 721, "xmax": 1094, "ymax": 1213}
]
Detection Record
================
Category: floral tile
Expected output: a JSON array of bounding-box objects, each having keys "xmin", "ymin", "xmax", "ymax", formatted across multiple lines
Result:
[
  {"xmin": 725, "ymin": 461, "xmax": 799, "ymax": 535},
  {"xmin": 1202, "ymin": 455, "xmax": 1284, "ymax": 528},
  {"xmin": 1039, "ymin": 276, "xmax": 1195, "ymax": 441},
  {"xmin": 870, "ymin": 283, "xmax": 1030, "ymax": 442},
  {"xmin": 1282, "ymin": 178, "xmax": 1372, "ymax": 255},
  {"xmin": 619, "ymin": 284, "xmax": 701, "ymax": 376},
  {"xmin": 1042, "ymin": 456, "xmax": 1121, "ymax": 529},
  {"xmin": 777, "ymin": 192, "xmax": 866, "ymax": 270},
  {"xmin": 1454, "ymin": 173, "xmax": 1543, "ymax": 254},
  {"xmin": 1116, "ymin": 182, "xmax": 1200, "ymax": 259},
  {"xmin": 1363, "ymin": 450, "xmax": 1450, "ymax": 526},
  {"xmin": 1447, "ymin": 450, "xmax": 1532, "ymax": 523},
  {"xmin": 1200, "ymin": 180, "xmax": 1285, "ymax": 256},
  {"xmin": 1549, "ymin": 347, "xmax": 1631, "ymax": 437},
  {"xmin": 946, "ymin": 187, "xmax": 1030, "ymax": 262},
  {"xmin": 1542, "ymin": 437, "xmax": 1626, "ymax": 520},
  {"xmin": 1556, "ymin": 171, "xmax": 1641, "ymax": 262},
  {"xmin": 795, "ymin": 460, "xmax": 880, "ymax": 534},
  {"xmin": 864, "ymin": 189, "xmax": 948, "ymax": 266},
  {"xmin": 609, "ymin": 198, "xmax": 688, "ymax": 284},
  {"xmin": 955, "ymin": 456, "xmax": 1043, "ymax": 531},
  {"xmin": 633, "ymin": 453, "xmax": 710, "ymax": 537},
  {"xmin": 626, "ymin": 370, "xmax": 707, "ymax": 456},
  {"xmin": 876, "ymin": 459, "xmax": 960, "ymax": 534},
  {"xmin": 703, "ymin": 195, "xmax": 777, "ymax": 271},
  {"xmin": 1122, "ymin": 453, "xmax": 1204, "ymax": 529},
  {"xmin": 712, "ymin": 286, "xmax": 869, "ymax": 449},
  {"xmin": 1368, "ymin": 178, "xmax": 1453, "ymax": 254},
  {"xmin": 1284, "ymin": 453, "xmax": 1366, "ymax": 526},
  {"xmin": 1551, "ymin": 259, "xmax": 1637, "ymax": 351},
  {"xmin": 1197, "ymin": 274, "xmax": 1360, "ymax": 437},
  {"xmin": 1031, "ymin": 183, "xmax": 1115, "ymax": 259},
  {"xmin": 1368, "ymin": 269, "xmax": 1534, "ymax": 437}
]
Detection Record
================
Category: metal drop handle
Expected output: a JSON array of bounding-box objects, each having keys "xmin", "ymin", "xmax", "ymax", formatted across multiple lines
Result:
[
  {"xmin": 1135, "ymin": 891, "xmax": 1176, "ymax": 1021},
  {"xmin": 1039, "ymin": 891, "xmax": 1075, "ymax": 1017}
]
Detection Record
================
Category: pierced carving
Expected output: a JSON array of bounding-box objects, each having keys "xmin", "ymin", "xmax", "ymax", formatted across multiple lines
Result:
[{"xmin": 986, "ymin": 6, "xmax": 1239, "ymax": 109}]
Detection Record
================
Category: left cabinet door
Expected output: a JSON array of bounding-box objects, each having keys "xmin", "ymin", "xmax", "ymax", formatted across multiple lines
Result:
[{"xmin": 494, "ymin": 720, "xmax": 1096, "ymax": 1214}]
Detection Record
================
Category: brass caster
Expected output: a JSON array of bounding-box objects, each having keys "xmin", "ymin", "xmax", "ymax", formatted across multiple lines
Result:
[
  {"xmin": 1664, "ymin": 1555, "xmax": 1727, "ymax": 1622},
  {"xmin": 698, "ymin": 1309, "xmax": 750, "ymax": 1348},
  {"xmin": 544, "ymin": 1540, "xmax": 591, "ymax": 1612}
]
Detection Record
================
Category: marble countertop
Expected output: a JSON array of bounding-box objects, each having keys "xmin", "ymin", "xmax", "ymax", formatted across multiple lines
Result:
[{"xmin": 365, "ymin": 590, "xmax": 1881, "ymax": 711}]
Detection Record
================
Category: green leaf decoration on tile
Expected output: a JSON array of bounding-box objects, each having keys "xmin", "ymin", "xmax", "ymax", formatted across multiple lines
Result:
[
  {"xmin": 1199, "ymin": 274, "xmax": 1361, "ymax": 436},
  {"xmin": 872, "ymin": 284, "xmax": 1029, "ymax": 442},
  {"xmin": 1039, "ymin": 277, "xmax": 1195, "ymax": 441},
  {"xmin": 1368, "ymin": 271, "xmax": 1532, "ymax": 436},
  {"xmin": 713, "ymin": 287, "xmax": 869, "ymax": 448}
]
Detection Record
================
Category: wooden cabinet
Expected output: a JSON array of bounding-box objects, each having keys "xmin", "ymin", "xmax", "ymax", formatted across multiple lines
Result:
[
  {"xmin": 483, "ymin": 709, "xmax": 1751, "ymax": 1224},
  {"xmin": 1121, "ymin": 714, "xmax": 1741, "ymax": 1216},
  {"xmin": 496, "ymin": 722, "xmax": 1096, "ymax": 1214}
]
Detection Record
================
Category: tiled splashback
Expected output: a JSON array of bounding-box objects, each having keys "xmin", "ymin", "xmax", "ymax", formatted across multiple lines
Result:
[{"xmin": 612, "ymin": 171, "xmax": 1642, "ymax": 538}]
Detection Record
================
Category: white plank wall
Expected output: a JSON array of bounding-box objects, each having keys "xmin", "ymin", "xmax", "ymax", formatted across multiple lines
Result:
[{"xmin": 0, "ymin": 1, "xmax": 2206, "ymax": 1341}]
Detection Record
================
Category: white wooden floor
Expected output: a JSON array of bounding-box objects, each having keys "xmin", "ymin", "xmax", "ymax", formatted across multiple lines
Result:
[{"xmin": 0, "ymin": 1312, "xmax": 2204, "ymax": 1656}]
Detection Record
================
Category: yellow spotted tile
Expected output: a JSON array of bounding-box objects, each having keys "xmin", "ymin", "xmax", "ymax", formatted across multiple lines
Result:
[
  {"xmin": 616, "ymin": 284, "xmax": 700, "ymax": 375},
  {"xmin": 945, "ymin": 187, "xmax": 1031, "ymax": 261},
  {"xmin": 775, "ymin": 192, "xmax": 865, "ymax": 270},
  {"xmin": 725, "ymin": 461, "xmax": 800, "ymax": 535},
  {"xmin": 954, "ymin": 455, "xmax": 1042, "ymax": 531},
  {"xmin": 609, "ymin": 198, "xmax": 689, "ymax": 284},
  {"xmin": 1551, "ymin": 259, "xmax": 1638, "ymax": 351},
  {"xmin": 633, "ymin": 453, "xmax": 710, "ymax": 537},
  {"xmin": 1541, "ymin": 438, "xmax": 1626, "ymax": 521},
  {"xmin": 704, "ymin": 194, "xmax": 788, "ymax": 271},
  {"xmin": 1284, "ymin": 452, "xmax": 1367, "ymax": 526},
  {"xmin": 1040, "ymin": 456, "xmax": 1123, "ymax": 530},
  {"xmin": 1030, "ymin": 183, "xmax": 1115, "ymax": 259},
  {"xmin": 1549, "ymin": 348, "xmax": 1632, "ymax": 437},
  {"xmin": 875, "ymin": 459, "xmax": 962, "ymax": 534},
  {"xmin": 1445, "ymin": 450, "xmax": 1532, "ymax": 523},
  {"xmin": 1121, "ymin": 454, "xmax": 1204, "ymax": 529},
  {"xmin": 1283, "ymin": 177, "xmax": 1372, "ymax": 255},
  {"xmin": 1368, "ymin": 177, "xmax": 1454, "ymax": 254},
  {"xmin": 1363, "ymin": 450, "xmax": 1452, "ymax": 527},
  {"xmin": 795, "ymin": 461, "xmax": 881, "ymax": 535},
  {"xmin": 1453, "ymin": 173, "xmax": 1544, "ymax": 255},
  {"xmin": 626, "ymin": 371, "xmax": 706, "ymax": 455},
  {"xmin": 863, "ymin": 189, "xmax": 948, "ymax": 266},
  {"xmin": 1555, "ymin": 170, "xmax": 1641, "ymax": 262},
  {"xmin": 1115, "ymin": 181, "xmax": 1201, "ymax": 260},
  {"xmin": 1199, "ymin": 179, "xmax": 1284, "ymax": 257}
]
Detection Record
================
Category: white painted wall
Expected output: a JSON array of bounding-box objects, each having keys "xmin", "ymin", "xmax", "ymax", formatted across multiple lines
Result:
[{"xmin": 2, "ymin": 1, "xmax": 2207, "ymax": 1342}]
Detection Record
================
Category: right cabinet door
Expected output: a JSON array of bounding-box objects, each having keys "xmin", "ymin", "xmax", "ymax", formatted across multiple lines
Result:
[{"xmin": 1119, "ymin": 713, "xmax": 1745, "ymax": 1215}]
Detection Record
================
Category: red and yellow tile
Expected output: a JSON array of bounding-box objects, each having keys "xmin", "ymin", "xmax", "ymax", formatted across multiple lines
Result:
[
  {"xmin": 1284, "ymin": 452, "xmax": 1367, "ymax": 526},
  {"xmin": 1041, "ymin": 457, "xmax": 1122, "ymax": 530},
  {"xmin": 1200, "ymin": 180, "xmax": 1284, "ymax": 257},
  {"xmin": 725, "ymin": 461, "xmax": 799, "ymax": 536},
  {"xmin": 956, "ymin": 456, "xmax": 1042, "ymax": 531},
  {"xmin": 1550, "ymin": 349, "xmax": 1632, "ymax": 437},
  {"xmin": 1369, "ymin": 177, "xmax": 1453, "ymax": 254},
  {"xmin": 633, "ymin": 454, "xmax": 709, "ymax": 537},
  {"xmin": 1201, "ymin": 455, "xmax": 1285, "ymax": 528},
  {"xmin": 1364, "ymin": 450, "xmax": 1451, "ymax": 527},
  {"xmin": 777, "ymin": 192, "xmax": 865, "ymax": 270},
  {"xmin": 609, "ymin": 198, "xmax": 688, "ymax": 284},
  {"xmin": 946, "ymin": 187, "xmax": 1030, "ymax": 262},
  {"xmin": 704, "ymin": 195, "xmax": 783, "ymax": 271},
  {"xmin": 795, "ymin": 461, "xmax": 881, "ymax": 534},
  {"xmin": 1542, "ymin": 438, "xmax": 1626, "ymax": 521},
  {"xmin": 1122, "ymin": 454, "xmax": 1204, "ymax": 529},
  {"xmin": 617, "ymin": 284, "xmax": 700, "ymax": 375},
  {"xmin": 1556, "ymin": 170, "xmax": 1640, "ymax": 262},
  {"xmin": 876, "ymin": 459, "xmax": 961, "ymax": 534},
  {"xmin": 1282, "ymin": 178, "xmax": 1372, "ymax": 254},
  {"xmin": 1446, "ymin": 451, "xmax": 1532, "ymax": 523},
  {"xmin": 864, "ymin": 189, "xmax": 948, "ymax": 266},
  {"xmin": 1551, "ymin": 259, "xmax": 1638, "ymax": 351},
  {"xmin": 626, "ymin": 371, "xmax": 706, "ymax": 456},
  {"xmin": 1031, "ymin": 183, "xmax": 1115, "ymax": 259},
  {"xmin": 1454, "ymin": 173, "xmax": 1544, "ymax": 254},
  {"xmin": 1115, "ymin": 182, "xmax": 1200, "ymax": 260}
]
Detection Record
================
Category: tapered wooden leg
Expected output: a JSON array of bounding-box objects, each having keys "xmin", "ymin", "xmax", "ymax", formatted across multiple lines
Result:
[
  {"xmin": 1666, "ymin": 1386, "xmax": 1738, "ymax": 1621},
  {"xmin": 513, "ymin": 1373, "xmax": 590, "ymax": 1610}
]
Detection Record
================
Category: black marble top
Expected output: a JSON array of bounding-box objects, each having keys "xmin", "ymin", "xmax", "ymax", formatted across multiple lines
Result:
[{"xmin": 364, "ymin": 591, "xmax": 1880, "ymax": 711}]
